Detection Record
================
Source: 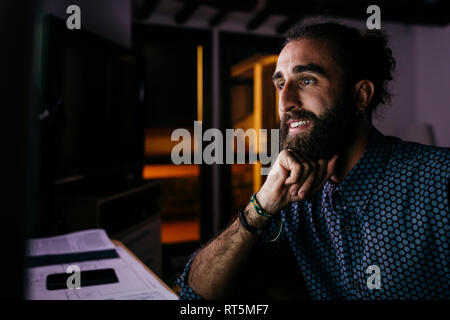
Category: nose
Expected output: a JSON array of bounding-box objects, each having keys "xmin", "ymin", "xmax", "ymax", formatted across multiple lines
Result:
[{"xmin": 278, "ymin": 80, "xmax": 302, "ymax": 114}]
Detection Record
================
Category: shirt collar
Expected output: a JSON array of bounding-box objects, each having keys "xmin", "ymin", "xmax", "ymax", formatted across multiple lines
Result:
[{"xmin": 322, "ymin": 125, "xmax": 395, "ymax": 213}]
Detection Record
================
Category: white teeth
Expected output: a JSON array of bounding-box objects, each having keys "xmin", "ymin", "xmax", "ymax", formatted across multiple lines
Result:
[{"xmin": 290, "ymin": 120, "xmax": 310, "ymax": 128}]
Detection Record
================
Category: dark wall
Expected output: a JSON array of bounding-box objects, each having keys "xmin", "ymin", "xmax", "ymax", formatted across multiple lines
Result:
[{"xmin": 0, "ymin": 0, "xmax": 41, "ymax": 299}]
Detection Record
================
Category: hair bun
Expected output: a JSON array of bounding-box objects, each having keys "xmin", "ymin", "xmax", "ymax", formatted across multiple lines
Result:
[{"xmin": 363, "ymin": 30, "xmax": 396, "ymax": 81}]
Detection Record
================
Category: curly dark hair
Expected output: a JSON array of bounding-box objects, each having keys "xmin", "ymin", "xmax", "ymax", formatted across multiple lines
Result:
[{"xmin": 283, "ymin": 22, "xmax": 396, "ymax": 118}]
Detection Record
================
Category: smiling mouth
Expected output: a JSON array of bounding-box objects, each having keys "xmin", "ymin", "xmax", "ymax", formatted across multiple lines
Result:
[{"xmin": 289, "ymin": 119, "xmax": 311, "ymax": 128}]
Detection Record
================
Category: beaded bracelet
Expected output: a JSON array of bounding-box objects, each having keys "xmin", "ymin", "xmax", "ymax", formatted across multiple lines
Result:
[
  {"xmin": 238, "ymin": 207, "xmax": 283, "ymax": 242},
  {"xmin": 238, "ymin": 208, "xmax": 264, "ymax": 236},
  {"xmin": 250, "ymin": 193, "xmax": 271, "ymax": 218}
]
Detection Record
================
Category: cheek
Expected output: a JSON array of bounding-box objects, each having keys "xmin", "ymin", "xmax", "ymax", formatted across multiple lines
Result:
[
  {"xmin": 301, "ymin": 90, "xmax": 334, "ymax": 115},
  {"xmin": 278, "ymin": 109, "xmax": 284, "ymax": 121}
]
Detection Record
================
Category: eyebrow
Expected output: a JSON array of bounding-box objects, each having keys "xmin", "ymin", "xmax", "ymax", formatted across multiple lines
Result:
[{"xmin": 272, "ymin": 64, "xmax": 328, "ymax": 82}]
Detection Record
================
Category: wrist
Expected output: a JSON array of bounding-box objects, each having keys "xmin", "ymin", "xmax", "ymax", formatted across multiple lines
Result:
[
  {"xmin": 244, "ymin": 203, "xmax": 271, "ymax": 229},
  {"xmin": 254, "ymin": 191, "xmax": 280, "ymax": 216}
]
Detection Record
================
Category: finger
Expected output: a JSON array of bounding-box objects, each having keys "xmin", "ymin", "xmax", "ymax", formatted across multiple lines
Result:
[
  {"xmin": 294, "ymin": 155, "xmax": 312, "ymax": 185},
  {"xmin": 288, "ymin": 183, "xmax": 300, "ymax": 198},
  {"xmin": 266, "ymin": 152, "xmax": 291, "ymax": 187},
  {"xmin": 308, "ymin": 155, "xmax": 339, "ymax": 196},
  {"xmin": 269, "ymin": 163, "xmax": 290, "ymax": 189},
  {"xmin": 280, "ymin": 150, "xmax": 304, "ymax": 185},
  {"xmin": 310, "ymin": 159, "xmax": 327, "ymax": 191},
  {"xmin": 286, "ymin": 152, "xmax": 315, "ymax": 200},
  {"xmin": 324, "ymin": 154, "xmax": 339, "ymax": 180},
  {"xmin": 286, "ymin": 150, "xmax": 313, "ymax": 184},
  {"xmin": 284, "ymin": 164, "xmax": 302, "ymax": 185},
  {"xmin": 297, "ymin": 162, "xmax": 318, "ymax": 199}
]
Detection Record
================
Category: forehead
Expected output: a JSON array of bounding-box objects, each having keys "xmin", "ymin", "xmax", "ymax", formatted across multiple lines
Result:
[{"xmin": 276, "ymin": 38, "xmax": 340, "ymax": 76}]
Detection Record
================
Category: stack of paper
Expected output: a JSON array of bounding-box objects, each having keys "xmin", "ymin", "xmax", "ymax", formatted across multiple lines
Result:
[{"xmin": 24, "ymin": 229, "xmax": 178, "ymax": 300}]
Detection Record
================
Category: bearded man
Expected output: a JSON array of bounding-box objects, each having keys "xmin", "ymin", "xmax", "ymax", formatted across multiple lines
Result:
[{"xmin": 177, "ymin": 22, "xmax": 449, "ymax": 300}]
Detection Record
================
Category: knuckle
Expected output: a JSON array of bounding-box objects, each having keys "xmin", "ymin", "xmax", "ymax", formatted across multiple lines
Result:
[
  {"xmin": 292, "ymin": 161, "xmax": 301, "ymax": 170},
  {"xmin": 302, "ymin": 162, "xmax": 310, "ymax": 172},
  {"xmin": 280, "ymin": 150, "xmax": 290, "ymax": 157}
]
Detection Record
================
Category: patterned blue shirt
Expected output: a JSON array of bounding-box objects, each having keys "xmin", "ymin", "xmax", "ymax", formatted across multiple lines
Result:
[{"xmin": 178, "ymin": 126, "xmax": 449, "ymax": 300}]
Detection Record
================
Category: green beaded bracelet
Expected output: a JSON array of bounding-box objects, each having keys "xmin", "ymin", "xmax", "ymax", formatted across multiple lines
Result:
[{"xmin": 250, "ymin": 193, "xmax": 271, "ymax": 218}]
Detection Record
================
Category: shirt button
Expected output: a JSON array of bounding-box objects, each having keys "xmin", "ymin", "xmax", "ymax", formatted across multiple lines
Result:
[
  {"xmin": 331, "ymin": 192, "xmax": 341, "ymax": 211},
  {"xmin": 344, "ymin": 225, "xmax": 352, "ymax": 233}
]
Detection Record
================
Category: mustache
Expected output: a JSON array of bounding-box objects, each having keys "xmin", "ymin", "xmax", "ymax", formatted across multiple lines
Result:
[{"xmin": 281, "ymin": 110, "xmax": 318, "ymax": 125}]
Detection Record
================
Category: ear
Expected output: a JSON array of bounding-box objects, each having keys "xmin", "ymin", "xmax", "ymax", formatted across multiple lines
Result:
[{"xmin": 354, "ymin": 80, "xmax": 375, "ymax": 112}]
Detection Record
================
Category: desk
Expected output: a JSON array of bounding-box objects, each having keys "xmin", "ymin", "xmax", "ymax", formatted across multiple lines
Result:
[
  {"xmin": 25, "ymin": 230, "xmax": 179, "ymax": 300},
  {"xmin": 111, "ymin": 240, "xmax": 177, "ymax": 297}
]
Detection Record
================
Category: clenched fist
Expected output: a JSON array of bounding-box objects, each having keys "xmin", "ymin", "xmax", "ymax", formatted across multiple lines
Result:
[{"xmin": 256, "ymin": 150, "xmax": 338, "ymax": 215}]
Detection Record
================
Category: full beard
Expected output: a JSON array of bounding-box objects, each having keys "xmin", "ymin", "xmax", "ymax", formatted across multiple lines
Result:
[{"xmin": 279, "ymin": 96, "xmax": 359, "ymax": 162}]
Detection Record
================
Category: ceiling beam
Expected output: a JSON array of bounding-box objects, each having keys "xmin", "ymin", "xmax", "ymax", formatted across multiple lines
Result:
[
  {"xmin": 133, "ymin": 0, "xmax": 160, "ymax": 20},
  {"xmin": 209, "ymin": 9, "xmax": 229, "ymax": 27},
  {"xmin": 174, "ymin": 1, "xmax": 202, "ymax": 24},
  {"xmin": 247, "ymin": 8, "xmax": 271, "ymax": 30}
]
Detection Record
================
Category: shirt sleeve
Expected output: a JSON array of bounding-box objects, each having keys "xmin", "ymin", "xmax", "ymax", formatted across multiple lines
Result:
[{"xmin": 176, "ymin": 250, "xmax": 204, "ymax": 300}]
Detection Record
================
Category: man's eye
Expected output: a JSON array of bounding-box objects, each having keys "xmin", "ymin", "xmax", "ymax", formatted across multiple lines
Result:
[
  {"xmin": 300, "ymin": 77, "xmax": 315, "ymax": 86},
  {"xmin": 276, "ymin": 82, "xmax": 285, "ymax": 90}
]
